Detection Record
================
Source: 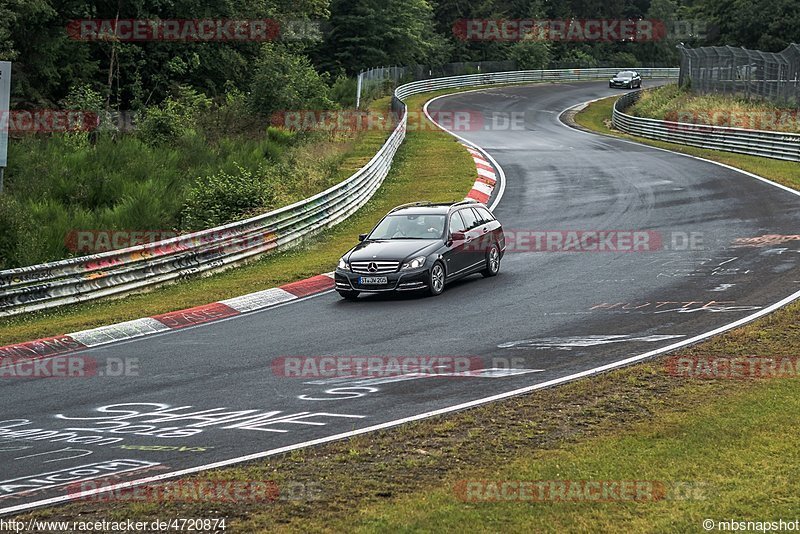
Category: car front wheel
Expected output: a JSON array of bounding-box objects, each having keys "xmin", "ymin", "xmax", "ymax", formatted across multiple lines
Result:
[
  {"xmin": 482, "ymin": 244, "xmax": 501, "ymax": 277},
  {"xmin": 428, "ymin": 261, "xmax": 445, "ymax": 296}
]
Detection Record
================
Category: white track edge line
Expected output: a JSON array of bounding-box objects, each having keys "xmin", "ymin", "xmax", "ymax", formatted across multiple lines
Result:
[{"xmin": 557, "ymin": 96, "xmax": 800, "ymax": 199}]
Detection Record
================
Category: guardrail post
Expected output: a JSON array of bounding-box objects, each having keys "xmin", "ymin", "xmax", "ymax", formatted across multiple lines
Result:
[{"xmin": 356, "ymin": 71, "xmax": 363, "ymax": 110}]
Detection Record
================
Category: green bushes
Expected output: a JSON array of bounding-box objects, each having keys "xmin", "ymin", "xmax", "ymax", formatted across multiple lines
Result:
[
  {"xmin": 627, "ymin": 84, "xmax": 689, "ymax": 119},
  {"xmin": 138, "ymin": 87, "xmax": 212, "ymax": 146},
  {"xmin": 0, "ymin": 69, "xmax": 366, "ymax": 269},
  {"xmin": 248, "ymin": 44, "xmax": 335, "ymax": 117},
  {"xmin": 180, "ymin": 165, "xmax": 274, "ymax": 231},
  {"xmin": 509, "ymin": 40, "xmax": 552, "ymax": 70},
  {"xmin": 180, "ymin": 135, "xmax": 346, "ymax": 231},
  {"xmin": 0, "ymin": 196, "xmax": 41, "ymax": 269},
  {"xmin": 1, "ymin": 128, "xmax": 315, "ymax": 265},
  {"xmin": 330, "ymin": 76, "xmax": 358, "ymax": 108},
  {"xmin": 0, "ymin": 117, "xmax": 350, "ymax": 268}
]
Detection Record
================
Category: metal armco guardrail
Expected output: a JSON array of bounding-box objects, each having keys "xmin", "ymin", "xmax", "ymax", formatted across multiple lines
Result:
[
  {"xmin": 0, "ymin": 67, "xmax": 677, "ymax": 316},
  {"xmin": 394, "ymin": 67, "xmax": 678, "ymax": 102},
  {"xmin": 612, "ymin": 91, "xmax": 800, "ymax": 162}
]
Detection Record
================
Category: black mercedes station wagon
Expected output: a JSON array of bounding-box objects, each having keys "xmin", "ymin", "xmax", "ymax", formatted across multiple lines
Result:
[{"xmin": 334, "ymin": 199, "xmax": 505, "ymax": 299}]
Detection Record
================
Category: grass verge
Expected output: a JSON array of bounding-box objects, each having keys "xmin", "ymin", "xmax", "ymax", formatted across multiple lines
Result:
[
  {"xmin": 626, "ymin": 83, "xmax": 800, "ymax": 133},
  {"xmin": 16, "ymin": 87, "xmax": 800, "ymax": 532},
  {"xmin": 0, "ymin": 91, "xmax": 476, "ymax": 346}
]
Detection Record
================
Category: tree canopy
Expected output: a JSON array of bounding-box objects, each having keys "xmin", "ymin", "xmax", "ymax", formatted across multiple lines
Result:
[{"xmin": 0, "ymin": 0, "xmax": 795, "ymax": 110}]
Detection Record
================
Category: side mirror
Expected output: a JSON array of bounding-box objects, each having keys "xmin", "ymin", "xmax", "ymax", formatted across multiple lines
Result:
[{"xmin": 358, "ymin": 233, "xmax": 367, "ymax": 242}]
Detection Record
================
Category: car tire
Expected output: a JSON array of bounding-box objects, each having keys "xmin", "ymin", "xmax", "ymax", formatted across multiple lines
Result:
[
  {"xmin": 338, "ymin": 290, "xmax": 360, "ymax": 301},
  {"xmin": 427, "ymin": 261, "xmax": 445, "ymax": 296},
  {"xmin": 481, "ymin": 244, "xmax": 501, "ymax": 277}
]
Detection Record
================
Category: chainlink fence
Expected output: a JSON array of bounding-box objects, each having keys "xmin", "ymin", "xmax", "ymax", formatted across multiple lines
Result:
[{"xmin": 678, "ymin": 44, "xmax": 800, "ymax": 108}]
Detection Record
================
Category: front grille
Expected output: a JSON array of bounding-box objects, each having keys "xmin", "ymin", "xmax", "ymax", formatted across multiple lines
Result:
[{"xmin": 350, "ymin": 261, "xmax": 400, "ymax": 274}]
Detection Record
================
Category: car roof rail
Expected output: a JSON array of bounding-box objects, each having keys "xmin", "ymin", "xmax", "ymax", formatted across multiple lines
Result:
[
  {"xmin": 389, "ymin": 201, "xmax": 434, "ymax": 212},
  {"xmin": 451, "ymin": 198, "xmax": 480, "ymax": 207}
]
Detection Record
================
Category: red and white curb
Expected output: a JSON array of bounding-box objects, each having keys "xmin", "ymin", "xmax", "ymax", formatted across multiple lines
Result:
[
  {"xmin": 464, "ymin": 144, "xmax": 498, "ymax": 205},
  {"xmin": 0, "ymin": 274, "xmax": 335, "ymax": 361},
  {"xmin": 422, "ymin": 91, "xmax": 505, "ymax": 212}
]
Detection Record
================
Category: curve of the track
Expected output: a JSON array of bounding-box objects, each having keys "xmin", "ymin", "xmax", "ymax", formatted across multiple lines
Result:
[{"xmin": 2, "ymin": 81, "xmax": 799, "ymax": 514}]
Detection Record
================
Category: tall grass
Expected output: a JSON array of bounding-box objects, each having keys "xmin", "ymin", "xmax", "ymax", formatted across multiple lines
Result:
[
  {"xmin": 0, "ymin": 126, "xmax": 349, "ymax": 268},
  {"xmin": 630, "ymin": 84, "xmax": 798, "ymax": 132}
]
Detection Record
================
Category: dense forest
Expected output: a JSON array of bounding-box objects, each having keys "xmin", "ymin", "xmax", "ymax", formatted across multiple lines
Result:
[{"xmin": 2, "ymin": 0, "xmax": 798, "ymax": 112}]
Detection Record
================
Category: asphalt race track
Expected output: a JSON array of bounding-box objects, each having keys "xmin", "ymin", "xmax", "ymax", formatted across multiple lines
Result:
[{"xmin": 2, "ymin": 80, "xmax": 799, "ymax": 514}]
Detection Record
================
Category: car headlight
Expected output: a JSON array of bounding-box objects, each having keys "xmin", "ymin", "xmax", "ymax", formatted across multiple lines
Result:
[
  {"xmin": 401, "ymin": 256, "xmax": 426, "ymax": 270},
  {"xmin": 338, "ymin": 258, "xmax": 348, "ymax": 270}
]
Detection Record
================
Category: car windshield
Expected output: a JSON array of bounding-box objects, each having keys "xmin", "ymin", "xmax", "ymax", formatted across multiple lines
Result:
[
  {"xmin": 617, "ymin": 71, "xmax": 634, "ymax": 77},
  {"xmin": 369, "ymin": 214, "xmax": 446, "ymax": 240}
]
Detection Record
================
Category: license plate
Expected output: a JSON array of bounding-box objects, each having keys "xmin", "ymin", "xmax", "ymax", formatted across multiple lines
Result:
[{"xmin": 359, "ymin": 276, "xmax": 387, "ymax": 285}]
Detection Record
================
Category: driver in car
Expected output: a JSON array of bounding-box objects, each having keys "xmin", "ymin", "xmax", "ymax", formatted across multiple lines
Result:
[
  {"xmin": 387, "ymin": 215, "xmax": 444, "ymax": 238},
  {"xmin": 421, "ymin": 216, "xmax": 443, "ymax": 237}
]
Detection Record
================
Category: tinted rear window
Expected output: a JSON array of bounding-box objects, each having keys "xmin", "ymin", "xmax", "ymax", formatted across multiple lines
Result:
[
  {"xmin": 459, "ymin": 208, "xmax": 479, "ymax": 230},
  {"xmin": 475, "ymin": 207, "xmax": 494, "ymax": 223}
]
